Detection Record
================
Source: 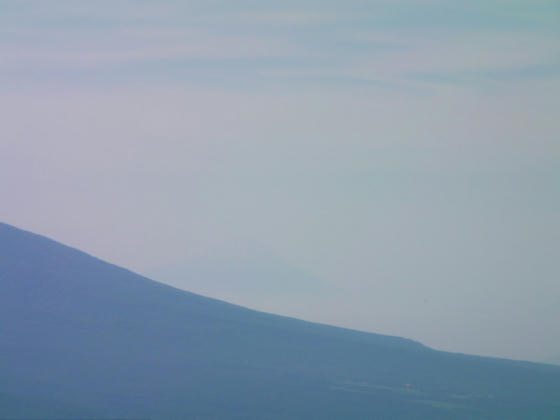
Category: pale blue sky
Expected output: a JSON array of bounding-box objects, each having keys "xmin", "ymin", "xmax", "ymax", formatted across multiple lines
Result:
[{"xmin": 1, "ymin": 1, "xmax": 559, "ymax": 362}]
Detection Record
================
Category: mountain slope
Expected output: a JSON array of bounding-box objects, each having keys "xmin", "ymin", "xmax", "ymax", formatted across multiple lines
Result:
[{"xmin": 1, "ymin": 222, "xmax": 559, "ymax": 419}]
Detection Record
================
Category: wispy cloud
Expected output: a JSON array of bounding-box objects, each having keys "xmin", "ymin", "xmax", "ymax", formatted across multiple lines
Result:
[{"xmin": 1, "ymin": 1, "xmax": 558, "ymax": 90}]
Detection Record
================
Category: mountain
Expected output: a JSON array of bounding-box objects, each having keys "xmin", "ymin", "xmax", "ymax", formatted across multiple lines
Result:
[{"xmin": 1, "ymin": 222, "xmax": 559, "ymax": 419}]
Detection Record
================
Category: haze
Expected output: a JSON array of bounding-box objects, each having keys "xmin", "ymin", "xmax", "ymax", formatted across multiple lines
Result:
[{"xmin": 1, "ymin": 1, "xmax": 558, "ymax": 363}]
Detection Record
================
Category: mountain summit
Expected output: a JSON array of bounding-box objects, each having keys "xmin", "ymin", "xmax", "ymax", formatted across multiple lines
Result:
[{"xmin": 1, "ymin": 222, "xmax": 559, "ymax": 419}]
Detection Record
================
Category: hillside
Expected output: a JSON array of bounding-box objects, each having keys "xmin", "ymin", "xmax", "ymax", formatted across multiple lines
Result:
[{"xmin": 1, "ymin": 222, "xmax": 559, "ymax": 419}]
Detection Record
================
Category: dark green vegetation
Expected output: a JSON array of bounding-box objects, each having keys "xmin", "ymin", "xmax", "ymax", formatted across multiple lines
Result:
[{"xmin": 1, "ymin": 222, "xmax": 559, "ymax": 419}]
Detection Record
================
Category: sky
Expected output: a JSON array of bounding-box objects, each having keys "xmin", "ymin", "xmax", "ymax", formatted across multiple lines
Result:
[{"xmin": 1, "ymin": 0, "xmax": 559, "ymax": 363}]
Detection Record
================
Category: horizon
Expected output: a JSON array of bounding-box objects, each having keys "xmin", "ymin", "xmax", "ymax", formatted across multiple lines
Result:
[{"xmin": 1, "ymin": 1, "xmax": 559, "ymax": 363}]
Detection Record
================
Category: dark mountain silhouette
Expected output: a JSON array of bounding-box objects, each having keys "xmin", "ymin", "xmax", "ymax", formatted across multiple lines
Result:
[{"xmin": 1, "ymin": 222, "xmax": 559, "ymax": 419}]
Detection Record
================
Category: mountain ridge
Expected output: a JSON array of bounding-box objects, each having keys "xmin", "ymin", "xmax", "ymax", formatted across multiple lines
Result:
[
  {"xmin": 0, "ymin": 221, "xmax": 425, "ymax": 350},
  {"xmin": 1, "ymin": 221, "xmax": 559, "ymax": 419}
]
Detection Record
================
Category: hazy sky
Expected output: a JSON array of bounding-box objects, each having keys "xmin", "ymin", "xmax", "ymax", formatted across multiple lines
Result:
[{"xmin": 1, "ymin": 1, "xmax": 559, "ymax": 362}]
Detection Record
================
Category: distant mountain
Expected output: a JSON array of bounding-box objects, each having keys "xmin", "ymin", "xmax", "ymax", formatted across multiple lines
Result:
[
  {"xmin": 1, "ymin": 222, "xmax": 559, "ymax": 419},
  {"xmin": 148, "ymin": 254, "xmax": 329, "ymax": 298},
  {"xmin": 146, "ymin": 254, "xmax": 335, "ymax": 318}
]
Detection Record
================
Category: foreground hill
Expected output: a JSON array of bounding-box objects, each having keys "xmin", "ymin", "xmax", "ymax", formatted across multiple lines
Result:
[{"xmin": 1, "ymin": 222, "xmax": 559, "ymax": 419}]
